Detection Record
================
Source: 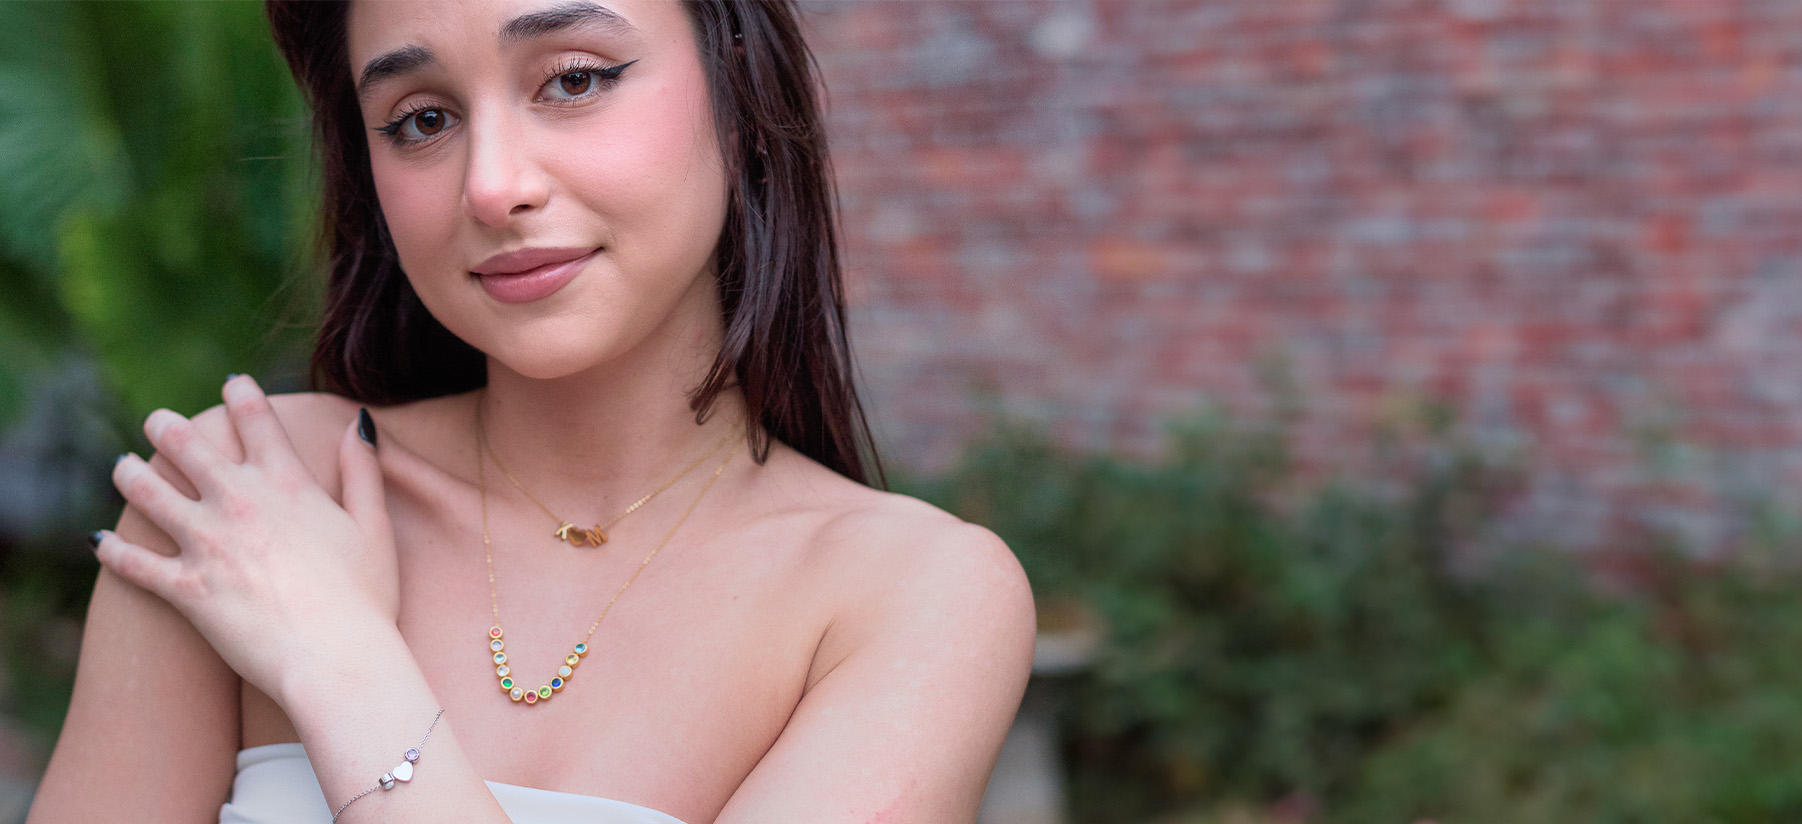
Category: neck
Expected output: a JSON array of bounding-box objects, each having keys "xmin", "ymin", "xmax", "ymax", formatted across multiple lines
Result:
[{"xmin": 469, "ymin": 290, "xmax": 749, "ymax": 516}]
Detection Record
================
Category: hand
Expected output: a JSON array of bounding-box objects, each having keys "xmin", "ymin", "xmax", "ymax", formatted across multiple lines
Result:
[{"xmin": 93, "ymin": 376, "xmax": 398, "ymax": 703}]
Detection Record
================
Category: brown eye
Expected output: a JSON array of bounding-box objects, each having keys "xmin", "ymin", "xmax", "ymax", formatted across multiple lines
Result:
[
  {"xmin": 415, "ymin": 109, "xmax": 446, "ymax": 135},
  {"xmin": 558, "ymin": 72, "xmax": 592, "ymax": 96}
]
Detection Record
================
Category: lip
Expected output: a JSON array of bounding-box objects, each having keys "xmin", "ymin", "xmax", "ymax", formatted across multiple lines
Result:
[{"xmin": 470, "ymin": 246, "xmax": 600, "ymax": 304}]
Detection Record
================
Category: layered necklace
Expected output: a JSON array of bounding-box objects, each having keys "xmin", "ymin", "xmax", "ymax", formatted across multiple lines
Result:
[{"xmin": 475, "ymin": 405, "xmax": 736, "ymax": 705}]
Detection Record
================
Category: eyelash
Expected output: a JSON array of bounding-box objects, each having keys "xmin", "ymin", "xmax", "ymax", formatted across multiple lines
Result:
[{"xmin": 373, "ymin": 58, "xmax": 638, "ymax": 148}]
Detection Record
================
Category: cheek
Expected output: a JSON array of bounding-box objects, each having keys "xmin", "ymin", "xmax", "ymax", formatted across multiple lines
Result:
[
  {"xmin": 370, "ymin": 155, "xmax": 462, "ymax": 279},
  {"xmin": 556, "ymin": 72, "xmax": 730, "ymax": 274}
]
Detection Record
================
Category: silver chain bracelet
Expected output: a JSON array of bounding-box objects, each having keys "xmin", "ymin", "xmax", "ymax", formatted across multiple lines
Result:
[{"xmin": 330, "ymin": 708, "xmax": 446, "ymax": 822}]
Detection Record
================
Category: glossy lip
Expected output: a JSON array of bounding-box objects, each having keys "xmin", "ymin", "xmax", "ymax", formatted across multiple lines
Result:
[
  {"xmin": 471, "ymin": 246, "xmax": 596, "ymax": 276},
  {"xmin": 470, "ymin": 246, "xmax": 601, "ymax": 304}
]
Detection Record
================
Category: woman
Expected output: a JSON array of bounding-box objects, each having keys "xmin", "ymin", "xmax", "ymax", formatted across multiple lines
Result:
[{"xmin": 26, "ymin": 1, "xmax": 1036, "ymax": 822}]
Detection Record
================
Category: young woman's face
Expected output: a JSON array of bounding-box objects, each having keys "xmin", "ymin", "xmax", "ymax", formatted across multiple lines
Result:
[{"xmin": 347, "ymin": 0, "xmax": 730, "ymax": 379}]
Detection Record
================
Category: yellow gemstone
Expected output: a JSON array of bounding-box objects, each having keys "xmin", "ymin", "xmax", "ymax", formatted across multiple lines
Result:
[{"xmin": 565, "ymin": 653, "xmax": 580, "ymax": 667}]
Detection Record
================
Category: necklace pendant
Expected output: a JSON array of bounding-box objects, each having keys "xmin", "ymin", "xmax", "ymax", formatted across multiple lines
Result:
[{"xmin": 554, "ymin": 522, "xmax": 607, "ymax": 547}]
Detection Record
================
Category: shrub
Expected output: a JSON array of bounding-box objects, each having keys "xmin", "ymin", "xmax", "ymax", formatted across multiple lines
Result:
[{"xmin": 918, "ymin": 412, "xmax": 1802, "ymax": 822}]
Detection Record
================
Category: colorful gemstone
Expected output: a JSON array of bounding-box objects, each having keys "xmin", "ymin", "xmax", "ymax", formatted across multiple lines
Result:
[
  {"xmin": 537, "ymin": 686, "xmax": 552, "ymax": 699},
  {"xmin": 574, "ymin": 643, "xmax": 588, "ymax": 655},
  {"xmin": 490, "ymin": 626, "xmax": 503, "ymax": 639},
  {"xmin": 490, "ymin": 639, "xmax": 505, "ymax": 652},
  {"xmin": 494, "ymin": 652, "xmax": 507, "ymax": 665},
  {"xmin": 524, "ymin": 690, "xmax": 538, "ymax": 704},
  {"xmin": 496, "ymin": 664, "xmax": 510, "ymax": 677},
  {"xmin": 550, "ymin": 677, "xmax": 564, "ymax": 691},
  {"xmin": 565, "ymin": 653, "xmax": 580, "ymax": 667},
  {"xmin": 405, "ymin": 748, "xmax": 420, "ymax": 763},
  {"xmin": 509, "ymin": 687, "xmax": 524, "ymax": 701},
  {"xmin": 558, "ymin": 665, "xmax": 572, "ymax": 678},
  {"xmin": 500, "ymin": 677, "xmax": 514, "ymax": 690}
]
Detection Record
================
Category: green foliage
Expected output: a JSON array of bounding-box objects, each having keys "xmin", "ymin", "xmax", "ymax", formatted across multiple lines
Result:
[
  {"xmin": 921, "ymin": 413, "xmax": 1802, "ymax": 823},
  {"xmin": 0, "ymin": 0, "xmax": 319, "ymax": 425}
]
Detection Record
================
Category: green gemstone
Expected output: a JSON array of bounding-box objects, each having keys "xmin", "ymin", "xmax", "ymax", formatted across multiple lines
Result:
[
  {"xmin": 537, "ymin": 686, "xmax": 552, "ymax": 699},
  {"xmin": 500, "ymin": 677, "xmax": 514, "ymax": 689}
]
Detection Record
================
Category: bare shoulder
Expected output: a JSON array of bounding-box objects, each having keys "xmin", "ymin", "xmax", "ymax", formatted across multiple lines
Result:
[
  {"xmin": 759, "ymin": 448, "xmax": 1037, "ymax": 684},
  {"xmin": 712, "ymin": 448, "xmax": 1037, "ymax": 820}
]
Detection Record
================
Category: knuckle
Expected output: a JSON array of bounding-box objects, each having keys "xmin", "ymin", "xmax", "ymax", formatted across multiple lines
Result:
[
  {"xmin": 219, "ymin": 489, "xmax": 258, "ymax": 521},
  {"xmin": 120, "ymin": 467, "xmax": 161, "ymax": 503},
  {"xmin": 170, "ymin": 570, "xmax": 207, "ymax": 603},
  {"xmin": 228, "ymin": 388, "xmax": 276, "ymax": 421}
]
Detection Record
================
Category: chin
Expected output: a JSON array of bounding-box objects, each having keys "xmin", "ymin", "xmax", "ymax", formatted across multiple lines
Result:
[{"xmin": 491, "ymin": 345, "xmax": 614, "ymax": 382}]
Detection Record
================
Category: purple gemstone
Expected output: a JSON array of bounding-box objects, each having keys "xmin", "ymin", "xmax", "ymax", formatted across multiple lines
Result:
[{"xmin": 405, "ymin": 748, "xmax": 420, "ymax": 762}]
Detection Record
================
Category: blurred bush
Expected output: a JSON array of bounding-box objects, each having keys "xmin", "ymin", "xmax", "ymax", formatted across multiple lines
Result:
[
  {"xmin": 914, "ymin": 410, "xmax": 1802, "ymax": 824},
  {"xmin": 0, "ymin": 0, "xmax": 320, "ymax": 755},
  {"xmin": 0, "ymin": 0, "xmax": 317, "ymax": 429}
]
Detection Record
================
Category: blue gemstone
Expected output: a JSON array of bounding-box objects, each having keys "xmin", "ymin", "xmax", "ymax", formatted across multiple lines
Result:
[
  {"xmin": 574, "ymin": 643, "xmax": 588, "ymax": 654},
  {"xmin": 551, "ymin": 677, "xmax": 564, "ymax": 688}
]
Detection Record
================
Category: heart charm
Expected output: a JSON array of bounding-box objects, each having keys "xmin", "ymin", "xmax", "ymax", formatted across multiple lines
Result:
[{"xmin": 393, "ymin": 761, "xmax": 414, "ymax": 783}]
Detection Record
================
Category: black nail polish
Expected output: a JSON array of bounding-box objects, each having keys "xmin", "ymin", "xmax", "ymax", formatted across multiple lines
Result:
[
  {"xmin": 357, "ymin": 407, "xmax": 378, "ymax": 448},
  {"xmin": 87, "ymin": 530, "xmax": 104, "ymax": 549}
]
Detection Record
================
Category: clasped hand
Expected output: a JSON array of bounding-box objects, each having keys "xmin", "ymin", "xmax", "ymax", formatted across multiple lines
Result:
[{"xmin": 94, "ymin": 376, "xmax": 399, "ymax": 704}]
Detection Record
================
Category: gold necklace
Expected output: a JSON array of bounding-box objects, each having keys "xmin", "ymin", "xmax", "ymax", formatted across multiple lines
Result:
[
  {"xmin": 478, "ymin": 408, "xmax": 731, "ymax": 547},
  {"xmin": 477, "ymin": 421, "xmax": 738, "ymax": 705}
]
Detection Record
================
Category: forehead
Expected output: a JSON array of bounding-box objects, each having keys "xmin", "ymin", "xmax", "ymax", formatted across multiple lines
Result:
[{"xmin": 346, "ymin": 0, "xmax": 690, "ymax": 70}]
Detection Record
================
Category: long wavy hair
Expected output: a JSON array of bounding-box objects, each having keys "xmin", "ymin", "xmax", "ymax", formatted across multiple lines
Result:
[{"xmin": 264, "ymin": 0, "xmax": 882, "ymax": 486}]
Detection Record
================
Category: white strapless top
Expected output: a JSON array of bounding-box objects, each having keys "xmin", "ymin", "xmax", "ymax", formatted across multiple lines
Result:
[{"xmin": 219, "ymin": 743, "xmax": 689, "ymax": 824}]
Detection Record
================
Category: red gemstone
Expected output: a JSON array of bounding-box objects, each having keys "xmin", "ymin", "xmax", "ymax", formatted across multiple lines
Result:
[
  {"xmin": 524, "ymin": 691, "xmax": 538, "ymax": 704},
  {"xmin": 490, "ymin": 627, "xmax": 503, "ymax": 638}
]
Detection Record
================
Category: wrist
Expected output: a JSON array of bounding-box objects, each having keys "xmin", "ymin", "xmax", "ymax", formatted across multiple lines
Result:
[{"xmin": 277, "ymin": 619, "xmax": 413, "ymax": 716}]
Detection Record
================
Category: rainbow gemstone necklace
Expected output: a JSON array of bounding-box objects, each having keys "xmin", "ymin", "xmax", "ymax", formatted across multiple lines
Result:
[{"xmin": 475, "ymin": 407, "xmax": 736, "ymax": 705}]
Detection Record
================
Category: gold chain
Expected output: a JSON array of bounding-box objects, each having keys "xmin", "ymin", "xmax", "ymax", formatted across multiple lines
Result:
[
  {"xmin": 477, "ymin": 413, "xmax": 738, "ymax": 706},
  {"xmin": 476, "ymin": 403, "xmax": 731, "ymax": 546}
]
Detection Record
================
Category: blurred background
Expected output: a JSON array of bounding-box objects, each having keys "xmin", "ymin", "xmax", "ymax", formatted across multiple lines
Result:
[{"xmin": 6, "ymin": 1, "xmax": 1802, "ymax": 822}]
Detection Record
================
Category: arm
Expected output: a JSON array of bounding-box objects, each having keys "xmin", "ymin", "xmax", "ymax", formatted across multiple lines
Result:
[
  {"xmin": 44, "ymin": 378, "xmax": 516, "ymax": 823},
  {"xmin": 26, "ymin": 455, "xmax": 241, "ymax": 822},
  {"xmin": 717, "ymin": 518, "xmax": 1037, "ymax": 823}
]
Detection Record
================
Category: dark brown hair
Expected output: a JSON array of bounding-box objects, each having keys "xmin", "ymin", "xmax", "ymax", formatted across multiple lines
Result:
[{"xmin": 264, "ymin": 0, "xmax": 882, "ymax": 486}]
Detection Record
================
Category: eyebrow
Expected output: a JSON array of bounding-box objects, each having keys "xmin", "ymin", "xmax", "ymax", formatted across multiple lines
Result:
[
  {"xmin": 355, "ymin": 2, "xmax": 637, "ymax": 101},
  {"xmin": 500, "ymin": 1, "xmax": 635, "ymax": 43},
  {"xmin": 357, "ymin": 45, "xmax": 434, "ymax": 100}
]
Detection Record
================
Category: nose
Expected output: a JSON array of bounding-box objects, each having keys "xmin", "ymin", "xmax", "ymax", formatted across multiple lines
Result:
[{"xmin": 461, "ymin": 106, "xmax": 549, "ymax": 227}]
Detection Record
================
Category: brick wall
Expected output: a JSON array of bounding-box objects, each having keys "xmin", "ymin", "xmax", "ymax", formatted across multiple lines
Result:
[{"xmin": 802, "ymin": 0, "xmax": 1802, "ymax": 550}]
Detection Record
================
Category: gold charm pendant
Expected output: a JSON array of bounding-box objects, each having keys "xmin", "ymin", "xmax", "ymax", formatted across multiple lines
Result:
[{"xmin": 553, "ymin": 522, "xmax": 607, "ymax": 547}]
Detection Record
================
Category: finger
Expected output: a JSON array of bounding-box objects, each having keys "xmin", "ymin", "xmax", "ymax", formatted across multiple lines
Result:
[
  {"xmin": 89, "ymin": 529, "xmax": 187, "ymax": 605},
  {"xmin": 113, "ymin": 453, "xmax": 201, "ymax": 539},
  {"xmin": 142, "ymin": 409, "xmax": 233, "ymax": 497},
  {"xmin": 222, "ymin": 374, "xmax": 304, "ymax": 472},
  {"xmin": 339, "ymin": 409, "xmax": 390, "ymax": 532}
]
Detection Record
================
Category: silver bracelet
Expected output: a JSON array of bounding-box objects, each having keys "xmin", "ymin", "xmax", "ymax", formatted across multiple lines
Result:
[{"xmin": 330, "ymin": 708, "xmax": 446, "ymax": 823}]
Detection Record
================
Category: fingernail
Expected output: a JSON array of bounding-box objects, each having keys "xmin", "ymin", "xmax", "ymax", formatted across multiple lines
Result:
[
  {"xmin": 114, "ymin": 453, "xmax": 129, "ymax": 466},
  {"xmin": 357, "ymin": 407, "xmax": 378, "ymax": 448},
  {"xmin": 87, "ymin": 530, "xmax": 105, "ymax": 549},
  {"xmin": 226, "ymin": 373, "xmax": 241, "ymax": 382}
]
